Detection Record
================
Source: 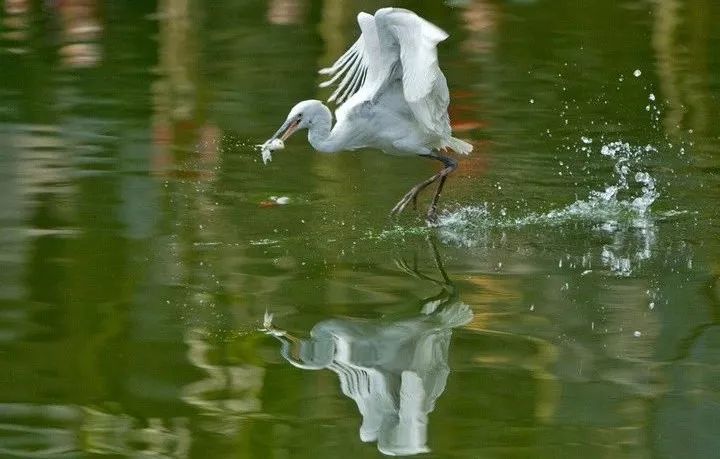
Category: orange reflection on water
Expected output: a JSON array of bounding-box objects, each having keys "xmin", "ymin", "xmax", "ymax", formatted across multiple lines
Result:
[
  {"xmin": 151, "ymin": 0, "xmax": 220, "ymax": 180},
  {"xmin": 56, "ymin": 0, "xmax": 103, "ymax": 67},
  {"xmin": 267, "ymin": 0, "xmax": 305, "ymax": 25},
  {"xmin": 450, "ymin": 89, "xmax": 489, "ymax": 176},
  {"xmin": 152, "ymin": 121, "xmax": 220, "ymax": 181},
  {"xmin": 460, "ymin": 0, "xmax": 499, "ymax": 55},
  {"xmin": 3, "ymin": 0, "xmax": 30, "ymax": 54}
]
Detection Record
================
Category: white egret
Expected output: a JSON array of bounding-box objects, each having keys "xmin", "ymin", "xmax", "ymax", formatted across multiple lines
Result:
[{"xmin": 264, "ymin": 7, "xmax": 472, "ymax": 221}]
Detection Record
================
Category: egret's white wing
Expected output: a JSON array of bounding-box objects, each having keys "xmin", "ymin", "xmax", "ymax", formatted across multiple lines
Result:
[
  {"xmin": 319, "ymin": 8, "xmax": 455, "ymax": 144},
  {"xmin": 318, "ymin": 24, "xmax": 370, "ymax": 105},
  {"xmin": 319, "ymin": 38, "xmax": 367, "ymax": 104},
  {"xmin": 319, "ymin": 12, "xmax": 396, "ymax": 108},
  {"xmin": 374, "ymin": 8, "xmax": 451, "ymax": 139}
]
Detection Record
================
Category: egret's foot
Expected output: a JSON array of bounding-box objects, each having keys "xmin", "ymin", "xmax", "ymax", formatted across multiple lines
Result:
[
  {"xmin": 391, "ymin": 154, "xmax": 457, "ymax": 219},
  {"xmin": 390, "ymin": 185, "xmax": 424, "ymax": 216},
  {"xmin": 425, "ymin": 159, "xmax": 456, "ymax": 225},
  {"xmin": 426, "ymin": 192, "xmax": 445, "ymax": 224},
  {"xmin": 390, "ymin": 195, "xmax": 413, "ymax": 216},
  {"xmin": 426, "ymin": 207, "xmax": 440, "ymax": 225},
  {"xmin": 392, "ymin": 175, "xmax": 445, "ymax": 217}
]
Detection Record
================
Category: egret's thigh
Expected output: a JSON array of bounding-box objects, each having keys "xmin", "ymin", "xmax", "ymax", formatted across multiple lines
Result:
[{"xmin": 388, "ymin": 138, "xmax": 432, "ymax": 156}]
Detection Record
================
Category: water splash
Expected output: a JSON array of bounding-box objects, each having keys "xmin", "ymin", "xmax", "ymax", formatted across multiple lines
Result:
[
  {"xmin": 437, "ymin": 140, "xmax": 665, "ymax": 276},
  {"xmin": 442, "ymin": 141, "xmax": 659, "ymax": 227},
  {"xmin": 520, "ymin": 141, "xmax": 658, "ymax": 227}
]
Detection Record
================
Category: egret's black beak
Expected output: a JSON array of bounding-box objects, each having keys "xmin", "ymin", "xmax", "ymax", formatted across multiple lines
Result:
[{"xmin": 271, "ymin": 115, "xmax": 301, "ymax": 142}]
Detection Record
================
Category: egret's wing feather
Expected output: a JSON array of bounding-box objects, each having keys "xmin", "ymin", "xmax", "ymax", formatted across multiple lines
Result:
[
  {"xmin": 319, "ymin": 12, "xmax": 396, "ymax": 109},
  {"xmin": 318, "ymin": 46, "xmax": 360, "ymax": 88},
  {"xmin": 318, "ymin": 39, "xmax": 365, "ymax": 104},
  {"xmin": 318, "ymin": 39, "xmax": 360, "ymax": 76},
  {"xmin": 327, "ymin": 52, "xmax": 363, "ymax": 103},
  {"xmin": 354, "ymin": 12, "xmax": 395, "ymax": 100},
  {"xmin": 374, "ymin": 8, "xmax": 451, "ymax": 138},
  {"xmin": 319, "ymin": 8, "xmax": 458, "ymax": 147},
  {"xmin": 319, "ymin": 37, "xmax": 367, "ymax": 105}
]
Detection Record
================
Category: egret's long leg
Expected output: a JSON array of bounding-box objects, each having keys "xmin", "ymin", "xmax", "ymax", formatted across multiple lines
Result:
[
  {"xmin": 390, "ymin": 154, "xmax": 457, "ymax": 217},
  {"xmin": 391, "ymin": 171, "xmax": 442, "ymax": 216},
  {"xmin": 427, "ymin": 155, "xmax": 457, "ymax": 222},
  {"xmin": 391, "ymin": 171, "xmax": 442, "ymax": 215}
]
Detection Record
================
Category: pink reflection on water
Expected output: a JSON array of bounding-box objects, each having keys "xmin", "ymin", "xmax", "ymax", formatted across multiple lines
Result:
[
  {"xmin": 267, "ymin": 0, "xmax": 304, "ymax": 25},
  {"xmin": 56, "ymin": 0, "xmax": 103, "ymax": 67}
]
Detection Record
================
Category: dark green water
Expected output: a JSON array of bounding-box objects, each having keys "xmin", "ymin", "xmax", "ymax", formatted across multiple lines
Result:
[{"xmin": 2, "ymin": 0, "xmax": 719, "ymax": 457}]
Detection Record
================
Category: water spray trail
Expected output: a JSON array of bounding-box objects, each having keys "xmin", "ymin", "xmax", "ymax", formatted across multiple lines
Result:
[{"xmin": 436, "ymin": 139, "xmax": 666, "ymax": 276}]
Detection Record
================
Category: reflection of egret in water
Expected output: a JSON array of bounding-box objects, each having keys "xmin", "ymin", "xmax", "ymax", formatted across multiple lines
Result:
[{"xmin": 263, "ymin": 240, "xmax": 472, "ymax": 456}]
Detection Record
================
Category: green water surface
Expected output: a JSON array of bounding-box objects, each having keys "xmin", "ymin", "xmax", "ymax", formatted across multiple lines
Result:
[{"xmin": 1, "ymin": 0, "xmax": 720, "ymax": 457}]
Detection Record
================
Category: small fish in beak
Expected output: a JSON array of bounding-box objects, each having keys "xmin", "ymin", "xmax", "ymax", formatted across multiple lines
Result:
[
  {"xmin": 257, "ymin": 115, "xmax": 301, "ymax": 165},
  {"xmin": 257, "ymin": 138, "xmax": 285, "ymax": 164}
]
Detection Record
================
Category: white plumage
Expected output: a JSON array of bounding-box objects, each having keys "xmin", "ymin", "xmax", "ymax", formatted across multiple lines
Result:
[{"xmin": 264, "ymin": 8, "xmax": 473, "ymax": 221}]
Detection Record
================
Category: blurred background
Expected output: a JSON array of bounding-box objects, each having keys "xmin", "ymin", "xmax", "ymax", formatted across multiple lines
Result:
[{"xmin": 1, "ymin": 0, "xmax": 719, "ymax": 457}]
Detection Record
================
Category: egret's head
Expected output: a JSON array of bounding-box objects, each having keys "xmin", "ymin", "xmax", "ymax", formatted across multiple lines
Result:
[{"xmin": 270, "ymin": 100, "xmax": 327, "ymax": 142}]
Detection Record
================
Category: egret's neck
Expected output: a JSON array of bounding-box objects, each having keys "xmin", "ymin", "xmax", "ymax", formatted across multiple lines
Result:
[{"xmin": 307, "ymin": 104, "xmax": 339, "ymax": 153}]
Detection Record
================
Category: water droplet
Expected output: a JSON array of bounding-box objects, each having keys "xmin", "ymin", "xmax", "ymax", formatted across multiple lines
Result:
[
  {"xmin": 648, "ymin": 93, "xmax": 656, "ymax": 101},
  {"xmin": 633, "ymin": 331, "xmax": 642, "ymax": 337},
  {"xmin": 581, "ymin": 136, "xmax": 593, "ymax": 144},
  {"xmin": 633, "ymin": 69, "xmax": 642, "ymax": 77},
  {"xmin": 529, "ymin": 98, "xmax": 535, "ymax": 104}
]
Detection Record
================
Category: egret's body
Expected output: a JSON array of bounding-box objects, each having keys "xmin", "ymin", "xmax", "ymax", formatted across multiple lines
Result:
[{"xmin": 265, "ymin": 8, "xmax": 472, "ymax": 220}]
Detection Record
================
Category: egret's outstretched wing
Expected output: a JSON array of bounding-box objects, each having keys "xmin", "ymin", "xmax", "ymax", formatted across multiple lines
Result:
[
  {"xmin": 318, "ymin": 36, "xmax": 367, "ymax": 104},
  {"xmin": 319, "ymin": 8, "xmax": 453, "ymax": 142},
  {"xmin": 318, "ymin": 12, "xmax": 395, "ymax": 107},
  {"xmin": 374, "ymin": 8, "xmax": 451, "ymax": 139}
]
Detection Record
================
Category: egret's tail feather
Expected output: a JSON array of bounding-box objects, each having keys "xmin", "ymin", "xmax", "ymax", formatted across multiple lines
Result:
[{"xmin": 445, "ymin": 137, "xmax": 473, "ymax": 155}]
